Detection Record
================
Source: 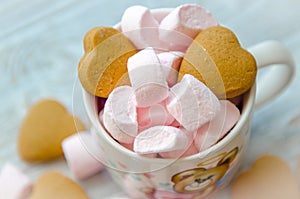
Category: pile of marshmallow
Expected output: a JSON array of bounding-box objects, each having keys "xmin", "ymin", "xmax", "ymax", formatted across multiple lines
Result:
[
  {"xmin": 99, "ymin": 5, "xmax": 241, "ymax": 158},
  {"xmin": 120, "ymin": 4, "xmax": 218, "ymax": 53}
]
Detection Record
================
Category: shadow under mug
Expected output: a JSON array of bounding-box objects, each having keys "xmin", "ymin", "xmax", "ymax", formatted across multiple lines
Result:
[{"xmin": 82, "ymin": 9, "xmax": 295, "ymax": 199}]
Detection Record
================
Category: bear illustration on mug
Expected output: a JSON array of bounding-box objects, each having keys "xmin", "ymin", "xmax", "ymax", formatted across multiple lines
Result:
[{"xmin": 172, "ymin": 147, "xmax": 238, "ymax": 198}]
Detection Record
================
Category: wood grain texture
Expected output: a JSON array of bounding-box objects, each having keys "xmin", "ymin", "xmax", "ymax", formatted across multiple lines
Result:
[{"xmin": 1, "ymin": 0, "xmax": 300, "ymax": 198}]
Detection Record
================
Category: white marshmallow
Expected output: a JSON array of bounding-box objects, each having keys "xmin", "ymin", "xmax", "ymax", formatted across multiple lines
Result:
[
  {"xmin": 159, "ymin": 128, "xmax": 198, "ymax": 158},
  {"xmin": 158, "ymin": 51, "xmax": 184, "ymax": 87},
  {"xmin": 121, "ymin": 5, "xmax": 163, "ymax": 50},
  {"xmin": 166, "ymin": 74, "xmax": 220, "ymax": 131},
  {"xmin": 103, "ymin": 86, "xmax": 138, "ymax": 144},
  {"xmin": 0, "ymin": 163, "xmax": 32, "ymax": 199},
  {"xmin": 127, "ymin": 47, "xmax": 169, "ymax": 107},
  {"xmin": 159, "ymin": 4, "xmax": 218, "ymax": 49},
  {"xmin": 137, "ymin": 99, "xmax": 174, "ymax": 132},
  {"xmin": 194, "ymin": 100, "xmax": 240, "ymax": 151},
  {"xmin": 152, "ymin": 9, "xmax": 170, "ymax": 23},
  {"xmin": 62, "ymin": 132, "xmax": 104, "ymax": 179},
  {"xmin": 134, "ymin": 126, "xmax": 189, "ymax": 154},
  {"xmin": 120, "ymin": 140, "xmax": 157, "ymax": 158}
]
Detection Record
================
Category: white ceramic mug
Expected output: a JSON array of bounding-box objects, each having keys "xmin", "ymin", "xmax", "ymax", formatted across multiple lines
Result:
[{"xmin": 82, "ymin": 9, "xmax": 295, "ymax": 199}]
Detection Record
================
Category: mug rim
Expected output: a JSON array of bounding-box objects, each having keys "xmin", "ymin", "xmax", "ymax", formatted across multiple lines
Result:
[{"xmin": 82, "ymin": 7, "xmax": 256, "ymax": 164}]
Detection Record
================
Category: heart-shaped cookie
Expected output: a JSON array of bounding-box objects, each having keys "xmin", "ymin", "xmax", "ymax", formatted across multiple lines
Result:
[
  {"xmin": 78, "ymin": 27, "xmax": 137, "ymax": 98},
  {"xmin": 78, "ymin": 27, "xmax": 120, "ymax": 68},
  {"xmin": 179, "ymin": 26, "xmax": 257, "ymax": 99},
  {"xmin": 18, "ymin": 99, "xmax": 86, "ymax": 162},
  {"xmin": 231, "ymin": 155, "xmax": 300, "ymax": 199},
  {"xmin": 29, "ymin": 171, "xmax": 89, "ymax": 199},
  {"xmin": 83, "ymin": 27, "xmax": 121, "ymax": 53}
]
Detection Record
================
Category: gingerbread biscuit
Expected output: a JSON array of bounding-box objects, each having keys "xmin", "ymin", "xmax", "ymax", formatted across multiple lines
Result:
[
  {"xmin": 18, "ymin": 99, "xmax": 86, "ymax": 162},
  {"xmin": 78, "ymin": 27, "xmax": 120, "ymax": 68},
  {"xmin": 78, "ymin": 27, "xmax": 137, "ymax": 98},
  {"xmin": 231, "ymin": 155, "xmax": 300, "ymax": 199},
  {"xmin": 29, "ymin": 171, "xmax": 89, "ymax": 199},
  {"xmin": 179, "ymin": 26, "xmax": 257, "ymax": 98}
]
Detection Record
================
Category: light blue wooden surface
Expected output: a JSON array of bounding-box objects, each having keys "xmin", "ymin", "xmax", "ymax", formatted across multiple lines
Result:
[{"xmin": 1, "ymin": 0, "xmax": 300, "ymax": 198}]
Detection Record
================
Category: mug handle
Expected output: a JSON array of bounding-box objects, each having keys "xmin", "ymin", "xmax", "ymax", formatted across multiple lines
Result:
[{"xmin": 247, "ymin": 40, "xmax": 295, "ymax": 108}]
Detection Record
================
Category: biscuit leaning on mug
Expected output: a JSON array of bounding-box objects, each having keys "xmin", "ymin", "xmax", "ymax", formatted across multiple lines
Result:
[
  {"xmin": 179, "ymin": 26, "xmax": 257, "ymax": 99},
  {"xmin": 78, "ymin": 27, "xmax": 137, "ymax": 98},
  {"xmin": 78, "ymin": 27, "xmax": 120, "ymax": 67}
]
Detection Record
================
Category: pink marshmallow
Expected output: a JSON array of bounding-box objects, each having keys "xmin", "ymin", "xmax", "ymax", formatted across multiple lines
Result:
[
  {"xmin": 62, "ymin": 132, "xmax": 104, "ymax": 179},
  {"xmin": 166, "ymin": 74, "xmax": 220, "ymax": 132},
  {"xmin": 194, "ymin": 100, "xmax": 240, "ymax": 152},
  {"xmin": 119, "ymin": 142, "xmax": 134, "ymax": 151},
  {"xmin": 151, "ymin": 9, "xmax": 170, "ymax": 23},
  {"xmin": 127, "ymin": 47, "xmax": 169, "ymax": 107},
  {"xmin": 158, "ymin": 51, "xmax": 184, "ymax": 87},
  {"xmin": 170, "ymin": 119, "xmax": 181, "ymax": 128},
  {"xmin": 0, "ymin": 163, "xmax": 32, "ymax": 199},
  {"xmin": 137, "ymin": 99, "xmax": 174, "ymax": 132},
  {"xmin": 159, "ymin": 128, "xmax": 198, "ymax": 158},
  {"xmin": 102, "ymin": 86, "xmax": 138, "ymax": 144},
  {"xmin": 159, "ymin": 4, "xmax": 218, "ymax": 50},
  {"xmin": 121, "ymin": 5, "xmax": 164, "ymax": 50},
  {"xmin": 167, "ymin": 43, "xmax": 191, "ymax": 53},
  {"xmin": 134, "ymin": 126, "xmax": 189, "ymax": 154},
  {"xmin": 120, "ymin": 141, "xmax": 157, "ymax": 158}
]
